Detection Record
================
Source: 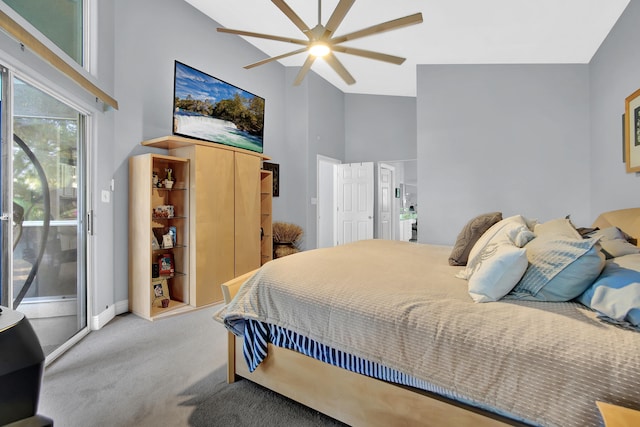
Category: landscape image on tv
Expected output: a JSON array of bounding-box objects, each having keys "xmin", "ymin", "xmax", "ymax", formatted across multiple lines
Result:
[{"xmin": 173, "ymin": 61, "xmax": 264, "ymax": 153}]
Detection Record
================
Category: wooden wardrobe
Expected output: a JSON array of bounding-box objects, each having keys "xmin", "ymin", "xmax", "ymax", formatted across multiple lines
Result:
[{"xmin": 142, "ymin": 135, "xmax": 271, "ymax": 306}]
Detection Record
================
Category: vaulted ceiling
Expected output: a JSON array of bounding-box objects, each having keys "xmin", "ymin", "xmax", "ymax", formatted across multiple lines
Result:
[{"xmin": 184, "ymin": 0, "xmax": 629, "ymax": 97}]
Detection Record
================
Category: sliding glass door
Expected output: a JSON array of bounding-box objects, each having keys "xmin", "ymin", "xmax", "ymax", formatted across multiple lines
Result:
[{"xmin": 0, "ymin": 66, "xmax": 88, "ymax": 359}]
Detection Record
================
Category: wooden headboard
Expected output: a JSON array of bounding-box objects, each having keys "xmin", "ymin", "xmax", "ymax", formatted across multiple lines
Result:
[{"xmin": 592, "ymin": 208, "xmax": 640, "ymax": 245}]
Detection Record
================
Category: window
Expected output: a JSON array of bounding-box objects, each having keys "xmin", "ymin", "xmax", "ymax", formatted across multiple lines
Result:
[{"xmin": 2, "ymin": 0, "xmax": 83, "ymax": 65}]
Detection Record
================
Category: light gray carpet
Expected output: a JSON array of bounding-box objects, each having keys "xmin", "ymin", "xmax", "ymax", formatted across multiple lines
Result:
[{"xmin": 39, "ymin": 305, "xmax": 345, "ymax": 427}]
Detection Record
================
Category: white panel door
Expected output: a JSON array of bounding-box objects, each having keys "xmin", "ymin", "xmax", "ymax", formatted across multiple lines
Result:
[
  {"xmin": 336, "ymin": 162, "xmax": 374, "ymax": 245},
  {"xmin": 377, "ymin": 164, "xmax": 394, "ymax": 240}
]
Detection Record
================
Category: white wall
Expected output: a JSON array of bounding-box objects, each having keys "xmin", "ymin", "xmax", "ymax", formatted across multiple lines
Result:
[{"xmin": 417, "ymin": 64, "xmax": 591, "ymax": 245}]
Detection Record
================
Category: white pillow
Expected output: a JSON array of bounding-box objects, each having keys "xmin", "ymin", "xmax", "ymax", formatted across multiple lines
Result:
[
  {"xmin": 467, "ymin": 244, "xmax": 529, "ymax": 303},
  {"xmin": 457, "ymin": 215, "xmax": 530, "ymax": 280},
  {"xmin": 456, "ymin": 215, "xmax": 534, "ymax": 302}
]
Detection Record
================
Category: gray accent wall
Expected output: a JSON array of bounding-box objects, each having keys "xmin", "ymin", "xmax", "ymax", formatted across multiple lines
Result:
[
  {"xmin": 589, "ymin": 0, "xmax": 640, "ymax": 214},
  {"xmin": 305, "ymin": 73, "xmax": 345, "ymax": 250},
  {"xmin": 113, "ymin": 0, "xmax": 292, "ymax": 304},
  {"xmin": 112, "ymin": 0, "xmax": 345, "ymax": 303},
  {"xmin": 345, "ymin": 94, "xmax": 417, "ymax": 162},
  {"xmin": 416, "ymin": 0, "xmax": 639, "ymax": 246},
  {"xmin": 416, "ymin": 64, "xmax": 591, "ymax": 245},
  {"xmin": 276, "ymin": 68, "xmax": 346, "ymax": 251}
]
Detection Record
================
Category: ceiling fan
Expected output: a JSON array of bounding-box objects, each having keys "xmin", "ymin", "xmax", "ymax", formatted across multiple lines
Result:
[{"xmin": 217, "ymin": 0, "xmax": 423, "ymax": 86}]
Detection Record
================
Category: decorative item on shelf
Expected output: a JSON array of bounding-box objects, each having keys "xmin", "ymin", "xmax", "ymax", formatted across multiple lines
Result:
[
  {"xmin": 152, "ymin": 172, "xmax": 159, "ymax": 187},
  {"xmin": 151, "ymin": 278, "xmax": 170, "ymax": 308},
  {"xmin": 262, "ymin": 162, "xmax": 279, "ymax": 197},
  {"xmin": 168, "ymin": 226, "xmax": 177, "ymax": 247},
  {"xmin": 152, "ymin": 235, "xmax": 161, "ymax": 250},
  {"xmin": 164, "ymin": 168, "xmax": 174, "ymax": 189},
  {"xmin": 157, "ymin": 253, "xmax": 175, "ymax": 276},
  {"xmin": 153, "ymin": 205, "xmax": 174, "ymax": 218},
  {"xmin": 273, "ymin": 222, "xmax": 303, "ymax": 259},
  {"xmin": 162, "ymin": 233, "xmax": 173, "ymax": 249},
  {"xmin": 152, "ymin": 263, "xmax": 160, "ymax": 278}
]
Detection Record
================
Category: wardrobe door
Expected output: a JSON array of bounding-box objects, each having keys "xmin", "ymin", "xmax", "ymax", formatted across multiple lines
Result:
[
  {"xmin": 234, "ymin": 152, "xmax": 261, "ymax": 275},
  {"xmin": 198, "ymin": 146, "xmax": 235, "ymax": 303},
  {"xmin": 173, "ymin": 145, "xmax": 235, "ymax": 305}
]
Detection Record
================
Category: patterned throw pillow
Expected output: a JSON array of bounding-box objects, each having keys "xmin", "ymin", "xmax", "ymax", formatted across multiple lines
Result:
[
  {"xmin": 507, "ymin": 218, "xmax": 606, "ymax": 302},
  {"xmin": 449, "ymin": 212, "xmax": 502, "ymax": 266},
  {"xmin": 456, "ymin": 216, "xmax": 535, "ymax": 302}
]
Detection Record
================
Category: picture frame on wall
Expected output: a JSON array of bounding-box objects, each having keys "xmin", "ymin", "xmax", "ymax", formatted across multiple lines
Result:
[{"xmin": 624, "ymin": 87, "xmax": 640, "ymax": 173}]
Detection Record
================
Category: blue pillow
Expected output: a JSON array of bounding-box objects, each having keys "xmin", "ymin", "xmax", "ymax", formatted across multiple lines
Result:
[
  {"xmin": 577, "ymin": 254, "xmax": 640, "ymax": 329},
  {"xmin": 508, "ymin": 237, "xmax": 604, "ymax": 302}
]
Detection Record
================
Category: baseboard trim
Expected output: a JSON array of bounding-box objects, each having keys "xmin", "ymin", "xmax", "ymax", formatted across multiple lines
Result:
[
  {"xmin": 18, "ymin": 297, "xmax": 77, "ymax": 318},
  {"xmin": 91, "ymin": 304, "xmax": 114, "ymax": 330},
  {"xmin": 90, "ymin": 300, "xmax": 128, "ymax": 330},
  {"xmin": 115, "ymin": 299, "xmax": 129, "ymax": 315}
]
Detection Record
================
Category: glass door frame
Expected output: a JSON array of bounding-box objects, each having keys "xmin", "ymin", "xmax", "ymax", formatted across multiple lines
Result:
[
  {"xmin": 0, "ymin": 64, "xmax": 92, "ymax": 364},
  {"xmin": 1, "ymin": 66, "xmax": 11, "ymax": 307}
]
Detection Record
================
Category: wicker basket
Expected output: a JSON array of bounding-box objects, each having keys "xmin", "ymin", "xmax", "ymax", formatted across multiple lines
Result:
[
  {"xmin": 273, "ymin": 222, "xmax": 303, "ymax": 258},
  {"xmin": 274, "ymin": 242, "xmax": 299, "ymax": 258}
]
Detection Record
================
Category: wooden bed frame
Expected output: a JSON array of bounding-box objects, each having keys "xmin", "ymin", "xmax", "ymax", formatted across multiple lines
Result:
[
  {"xmin": 219, "ymin": 208, "xmax": 640, "ymax": 426},
  {"xmin": 221, "ymin": 271, "xmax": 524, "ymax": 427}
]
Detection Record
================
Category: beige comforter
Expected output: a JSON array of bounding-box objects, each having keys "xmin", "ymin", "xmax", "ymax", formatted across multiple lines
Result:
[{"xmin": 216, "ymin": 239, "xmax": 640, "ymax": 427}]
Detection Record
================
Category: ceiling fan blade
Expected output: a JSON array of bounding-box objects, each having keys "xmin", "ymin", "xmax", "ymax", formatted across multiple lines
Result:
[
  {"xmin": 323, "ymin": 0, "xmax": 355, "ymax": 37},
  {"xmin": 293, "ymin": 55, "xmax": 316, "ymax": 86},
  {"xmin": 245, "ymin": 47, "xmax": 309, "ymax": 69},
  {"xmin": 217, "ymin": 27, "xmax": 308, "ymax": 46},
  {"xmin": 330, "ymin": 12, "xmax": 423, "ymax": 45},
  {"xmin": 324, "ymin": 52, "xmax": 355, "ymax": 85},
  {"xmin": 272, "ymin": 0, "xmax": 312, "ymax": 38},
  {"xmin": 332, "ymin": 46, "xmax": 405, "ymax": 65}
]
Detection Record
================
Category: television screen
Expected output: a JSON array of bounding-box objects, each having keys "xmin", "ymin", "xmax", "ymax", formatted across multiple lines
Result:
[{"xmin": 173, "ymin": 61, "xmax": 264, "ymax": 153}]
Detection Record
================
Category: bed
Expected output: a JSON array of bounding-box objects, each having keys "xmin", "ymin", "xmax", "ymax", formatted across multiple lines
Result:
[{"xmin": 215, "ymin": 208, "xmax": 640, "ymax": 426}]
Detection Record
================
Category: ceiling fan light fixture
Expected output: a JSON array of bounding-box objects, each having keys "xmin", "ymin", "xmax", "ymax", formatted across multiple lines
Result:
[
  {"xmin": 218, "ymin": 0, "xmax": 423, "ymax": 86},
  {"xmin": 309, "ymin": 42, "xmax": 330, "ymax": 57}
]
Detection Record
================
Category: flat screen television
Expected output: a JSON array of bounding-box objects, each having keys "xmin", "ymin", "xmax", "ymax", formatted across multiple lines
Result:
[{"xmin": 173, "ymin": 61, "xmax": 265, "ymax": 153}]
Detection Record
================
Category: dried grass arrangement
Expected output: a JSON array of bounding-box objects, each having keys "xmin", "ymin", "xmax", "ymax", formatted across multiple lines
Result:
[{"xmin": 273, "ymin": 222, "xmax": 303, "ymax": 258}]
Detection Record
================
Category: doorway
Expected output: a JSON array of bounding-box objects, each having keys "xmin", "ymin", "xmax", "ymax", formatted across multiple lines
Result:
[
  {"xmin": 317, "ymin": 157, "xmax": 374, "ymax": 248},
  {"xmin": 377, "ymin": 163, "xmax": 395, "ymax": 240},
  {"xmin": 0, "ymin": 67, "xmax": 89, "ymax": 361},
  {"xmin": 317, "ymin": 155, "xmax": 340, "ymax": 248},
  {"xmin": 378, "ymin": 160, "xmax": 417, "ymax": 242},
  {"xmin": 317, "ymin": 158, "xmax": 417, "ymax": 248}
]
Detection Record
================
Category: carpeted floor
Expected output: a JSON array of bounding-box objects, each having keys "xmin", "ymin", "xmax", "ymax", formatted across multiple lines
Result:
[{"xmin": 39, "ymin": 305, "xmax": 345, "ymax": 427}]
